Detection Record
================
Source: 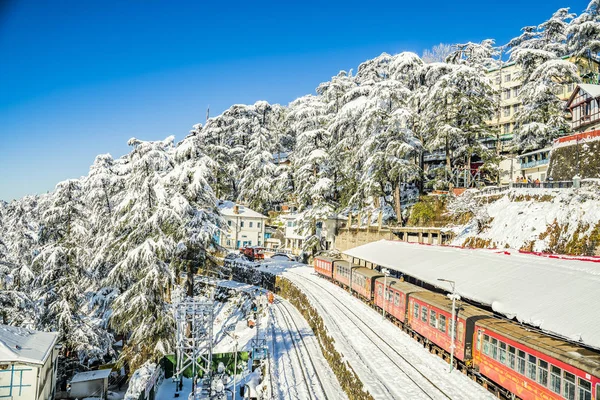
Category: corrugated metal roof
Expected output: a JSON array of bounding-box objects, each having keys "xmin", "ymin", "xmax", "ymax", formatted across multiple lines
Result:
[
  {"xmin": 344, "ymin": 240, "xmax": 600, "ymax": 350},
  {"xmin": 71, "ymin": 369, "xmax": 112, "ymax": 384},
  {"xmin": 0, "ymin": 324, "xmax": 58, "ymax": 365},
  {"xmin": 579, "ymin": 83, "xmax": 600, "ymax": 98}
]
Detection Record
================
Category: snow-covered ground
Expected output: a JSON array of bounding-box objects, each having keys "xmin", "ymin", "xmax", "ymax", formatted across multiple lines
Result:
[{"xmin": 281, "ymin": 266, "xmax": 495, "ymax": 400}]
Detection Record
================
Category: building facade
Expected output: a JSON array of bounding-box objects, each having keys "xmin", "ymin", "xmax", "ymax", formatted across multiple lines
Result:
[
  {"xmin": 517, "ymin": 148, "xmax": 551, "ymax": 181},
  {"xmin": 0, "ymin": 325, "xmax": 59, "ymax": 400},
  {"xmin": 217, "ymin": 201, "xmax": 267, "ymax": 250},
  {"xmin": 566, "ymin": 84, "xmax": 600, "ymax": 133}
]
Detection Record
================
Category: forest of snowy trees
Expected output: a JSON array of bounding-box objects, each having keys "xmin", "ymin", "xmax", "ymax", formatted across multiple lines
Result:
[{"xmin": 1, "ymin": 0, "xmax": 599, "ymax": 372}]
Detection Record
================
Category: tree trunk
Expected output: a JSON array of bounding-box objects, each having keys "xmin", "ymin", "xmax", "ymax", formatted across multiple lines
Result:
[{"xmin": 393, "ymin": 183, "xmax": 402, "ymax": 225}]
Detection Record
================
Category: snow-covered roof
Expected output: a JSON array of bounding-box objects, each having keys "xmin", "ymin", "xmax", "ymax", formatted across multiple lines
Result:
[
  {"xmin": 518, "ymin": 147, "xmax": 552, "ymax": 158},
  {"xmin": 578, "ymin": 83, "xmax": 600, "ymax": 98},
  {"xmin": 218, "ymin": 201, "xmax": 267, "ymax": 219},
  {"xmin": 344, "ymin": 240, "xmax": 600, "ymax": 350},
  {"xmin": 0, "ymin": 324, "xmax": 58, "ymax": 365},
  {"xmin": 71, "ymin": 369, "xmax": 112, "ymax": 384}
]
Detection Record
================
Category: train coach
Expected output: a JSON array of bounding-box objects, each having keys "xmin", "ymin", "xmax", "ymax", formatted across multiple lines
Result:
[
  {"xmin": 313, "ymin": 256, "xmax": 334, "ymax": 279},
  {"xmin": 332, "ymin": 260, "xmax": 356, "ymax": 289},
  {"xmin": 373, "ymin": 277, "xmax": 425, "ymax": 324},
  {"xmin": 474, "ymin": 318, "xmax": 600, "ymax": 400},
  {"xmin": 350, "ymin": 267, "xmax": 383, "ymax": 302}
]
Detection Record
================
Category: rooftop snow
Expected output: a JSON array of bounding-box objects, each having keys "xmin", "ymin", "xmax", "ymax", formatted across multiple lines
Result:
[
  {"xmin": 218, "ymin": 201, "xmax": 267, "ymax": 219},
  {"xmin": 0, "ymin": 324, "xmax": 58, "ymax": 365},
  {"xmin": 343, "ymin": 240, "xmax": 600, "ymax": 350},
  {"xmin": 70, "ymin": 369, "xmax": 112, "ymax": 383},
  {"xmin": 578, "ymin": 83, "xmax": 600, "ymax": 98}
]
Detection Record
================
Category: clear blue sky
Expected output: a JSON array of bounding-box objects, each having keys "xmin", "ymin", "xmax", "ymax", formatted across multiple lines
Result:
[{"xmin": 0, "ymin": 0, "xmax": 590, "ymax": 201}]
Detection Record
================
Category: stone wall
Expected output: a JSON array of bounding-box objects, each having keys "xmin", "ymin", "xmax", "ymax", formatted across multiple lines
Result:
[{"xmin": 548, "ymin": 140, "xmax": 600, "ymax": 180}]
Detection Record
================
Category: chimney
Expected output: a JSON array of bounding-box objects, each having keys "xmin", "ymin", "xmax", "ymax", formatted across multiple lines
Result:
[{"xmin": 233, "ymin": 204, "xmax": 240, "ymax": 214}]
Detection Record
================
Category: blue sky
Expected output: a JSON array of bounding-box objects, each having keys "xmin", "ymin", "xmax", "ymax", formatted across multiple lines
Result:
[{"xmin": 0, "ymin": 0, "xmax": 590, "ymax": 201}]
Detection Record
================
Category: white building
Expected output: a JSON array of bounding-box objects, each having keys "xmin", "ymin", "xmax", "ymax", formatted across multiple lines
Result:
[
  {"xmin": 218, "ymin": 201, "xmax": 267, "ymax": 250},
  {"xmin": 518, "ymin": 147, "xmax": 551, "ymax": 181},
  {"xmin": 281, "ymin": 213, "xmax": 347, "ymax": 253},
  {"xmin": 0, "ymin": 325, "xmax": 59, "ymax": 400}
]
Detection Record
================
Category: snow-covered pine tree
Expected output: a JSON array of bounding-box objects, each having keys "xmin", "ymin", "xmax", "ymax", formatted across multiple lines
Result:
[
  {"xmin": 567, "ymin": 0, "xmax": 600, "ymax": 82},
  {"xmin": 33, "ymin": 179, "xmax": 112, "ymax": 363},
  {"xmin": 106, "ymin": 137, "xmax": 178, "ymax": 370}
]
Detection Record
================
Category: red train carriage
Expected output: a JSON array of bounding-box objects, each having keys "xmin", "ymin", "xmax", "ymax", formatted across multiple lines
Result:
[
  {"xmin": 350, "ymin": 267, "xmax": 383, "ymax": 302},
  {"xmin": 407, "ymin": 291, "xmax": 492, "ymax": 364},
  {"xmin": 473, "ymin": 318, "xmax": 600, "ymax": 400},
  {"xmin": 332, "ymin": 260, "xmax": 356, "ymax": 288},
  {"xmin": 373, "ymin": 278, "xmax": 425, "ymax": 324},
  {"xmin": 313, "ymin": 256, "xmax": 334, "ymax": 279}
]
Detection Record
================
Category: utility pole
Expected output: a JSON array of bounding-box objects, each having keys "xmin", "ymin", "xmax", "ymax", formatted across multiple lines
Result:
[
  {"xmin": 225, "ymin": 326, "xmax": 238, "ymax": 398},
  {"xmin": 382, "ymin": 268, "xmax": 390, "ymax": 320},
  {"xmin": 438, "ymin": 278, "xmax": 459, "ymax": 373}
]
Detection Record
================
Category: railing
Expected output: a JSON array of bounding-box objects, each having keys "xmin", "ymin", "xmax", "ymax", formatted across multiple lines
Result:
[
  {"xmin": 512, "ymin": 181, "xmax": 573, "ymax": 189},
  {"xmin": 520, "ymin": 158, "xmax": 549, "ymax": 169}
]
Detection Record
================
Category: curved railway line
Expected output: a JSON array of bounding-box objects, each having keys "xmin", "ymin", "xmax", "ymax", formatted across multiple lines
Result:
[{"xmin": 285, "ymin": 268, "xmax": 494, "ymax": 400}]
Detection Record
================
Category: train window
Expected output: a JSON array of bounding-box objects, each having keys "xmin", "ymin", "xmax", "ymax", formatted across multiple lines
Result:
[
  {"xmin": 499, "ymin": 342, "xmax": 507, "ymax": 364},
  {"xmin": 517, "ymin": 350, "xmax": 526, "ymax": 375},
  {"xmin": 414, "ymin": 303, "xmax": 419, "ymax": 319},
  {"xmin": 595, "ymin": 383, "xmax": 599, "ymax": 400},
  {"xmin": 550, "ymin": 365, "xmax": 562, "ymax": 394},
  {"xmin": 507, "ymin": 346, "xmax": 516, "ymax": 369},
  {"xmin": 430, "ymin": 311, "xmax": 437, "ymax": 328},
  {"xmin": 491, "ymin": 338, "xmax": 498, "ymax": 360},
  {"xmin": 527, "ymin": 355, "xmax": 537, "ymax": 381},
  {"xmin": 421, "ymin": 307, "xmax": 428, "ymax": 322},
  {"xmin": 578, "ymin": 378, "xmax": 592, "ymax": 400},
  {"xmin": 538, "ymin": 360, "xmax": 548, "ymax": 387},
  {"xmin": 483, "ymin": 335, "xmax": 490, "ymax": 355},
  {"xmin": 564, "ymin": 371, "xmax": 576, "ymax": 400},
  {"xmin": 395, "ymin": 293, "xmax": 400, "ymax": 306},
  {"xmin": 439, "ymin": 315, "xmax": 446, "ymax": 333},
  {"xmin": 458, "ymin": 322, "xmax": 464, "ymax": 343}
]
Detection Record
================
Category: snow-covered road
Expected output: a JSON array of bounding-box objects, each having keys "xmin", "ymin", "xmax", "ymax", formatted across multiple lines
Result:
[
  {"xmin": 282, "ymin": 266, "xmax": 495, "ymax": 400},
  {"xmin": 268, "ymin": 296, "xmax": 346, "ymax": 400}
]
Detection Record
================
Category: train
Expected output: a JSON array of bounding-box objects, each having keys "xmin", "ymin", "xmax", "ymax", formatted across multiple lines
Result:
[{"xmin": 313, "ymin": 256, "xmax": 600, "ymax": 400}]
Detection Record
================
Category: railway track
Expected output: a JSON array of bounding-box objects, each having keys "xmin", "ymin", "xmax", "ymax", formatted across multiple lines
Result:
[
  {"xmin": 269, "ymin": 297, "xmax": 330, "ymax": 399},
  {"xmin": 286, "ymin": 269, "xmax": 475, "ymax": 400}
]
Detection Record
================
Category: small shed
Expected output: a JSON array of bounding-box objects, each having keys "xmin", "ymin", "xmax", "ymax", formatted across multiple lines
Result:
[{"xmin": 70, "ymin": 369, "xmax": 112, "ymax": 399}]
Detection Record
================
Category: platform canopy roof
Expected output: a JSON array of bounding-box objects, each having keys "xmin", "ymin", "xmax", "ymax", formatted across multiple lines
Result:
[{"xmin": 344, "ymin": 240, "xmax": 600, "ymax": 350}]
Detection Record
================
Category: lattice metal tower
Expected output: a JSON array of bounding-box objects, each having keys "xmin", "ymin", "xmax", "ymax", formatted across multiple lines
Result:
[{"xmin": 173, "ymin": 297, "xmax": 215, "ymax": 397}]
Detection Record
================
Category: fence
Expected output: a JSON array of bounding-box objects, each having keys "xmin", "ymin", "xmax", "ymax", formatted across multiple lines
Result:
[{"xmin": 512, "ymin": 181, "xmax": 574, "ymax": 189}]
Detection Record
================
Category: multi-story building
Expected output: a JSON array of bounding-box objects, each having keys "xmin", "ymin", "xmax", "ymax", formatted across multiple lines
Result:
[
  {"xmin": 486, "ymin": 55, "xmax": 600, "ymax": 151},
  {"xmin": 217, "ymin": 201, "xmax": 267, "ymax": 250},
  {"xmin": 566, "ymin": 84, "xmax": 600, "ymax": 133}
]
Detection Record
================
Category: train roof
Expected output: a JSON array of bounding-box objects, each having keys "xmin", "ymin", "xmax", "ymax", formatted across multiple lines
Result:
[
  {"xmin": 352, "ymin": 267, "xmax": 384, "ymax": 279},
  {"xmin": 344, "ymin": 240, "xmax": 600, "ymax": 351},
  {"xmin": 314, "ymin": 256, "xmax": 335, "ymax": 262},
  {"xmin": 373, "ymin": 277, "xmax": 426, "ymax": 295},
  {"xmin": 333, "ymin": 260, "xmax": 350, "ymax": 267},
  {"xmin": 410, "ymin": 291, "xmax": 492, "ymax": 320},
  {"xmin": 476, "ymin": 318, "xmax": 600, "ymax": 377}
]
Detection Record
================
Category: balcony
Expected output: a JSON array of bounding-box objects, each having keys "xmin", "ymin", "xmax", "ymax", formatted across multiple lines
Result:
[{"xmin": 520, "ymin": 158, "xmax": 549, "ymax": 169}]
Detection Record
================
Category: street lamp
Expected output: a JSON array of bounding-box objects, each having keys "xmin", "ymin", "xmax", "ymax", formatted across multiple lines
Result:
[
  {"xmin": 225, "ymin": 325, "xmax": 239, "ymax": 396},
  {"xmin": 382, "ymin": 268, "xmax": 390, "ymax": 320},
  {"xmin": 437, "ymin": 278, "xmax": 460, "ymax": 373}
]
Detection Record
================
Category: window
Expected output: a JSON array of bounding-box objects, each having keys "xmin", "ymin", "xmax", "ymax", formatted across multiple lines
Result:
[
  {"xmin": 504, "ymin": 73, "xmax": 511, "ymax": 82},
  {"xmin": 578, "ymin": 378, "xmax": 592, "ymax": 400},
  {"xmin": 430, "ymin": 310, "xmax": 437, "ymax": 328},
  {"xmin": 249, "ymin": 221, "xmax": 253, "ymax": 228},
  {"xmin": 504, "ymin": 89, "xmax": 511, "ymax": 100},
  {"xmin": 495, "ymin": 76, "xmax": 501, "ymax": 85},
  {"xmin": 595, "ymin": 383, "xmax": 599, "ymax": 400},
  {"xmin": 439, "ymin": 315, "xmax": 446, "ymax": 333},
  {"xmin": 504, "ymin": 107, "xmax": 511, "ymax": 117},
  {"xmin": 414, "ymin": 303, "xmax": 420, "ymax": 319},
  {"xmin": 483, "ymin": 334, "xmax": 490, "ymax": 356},
  {"xmin": 458, "ymin": 322, "xmax": 464, "ymax": 343},
  {"xmin": 513, "ymin": 104, "xmax": 520, "ymax": 114},
  {"xmin": 507, "ymin": 346, "xmax": 516, "ymax": 369},
  {"xmin": 491, "ymin": 338, "xmax": 498, "ymax": 360},
  {"xmin": 228, "ymin": 220, "xmax": 232, "ymax": 227},
  {"xmin": 563, "ymin": 371, "xmax": 575, "ymax": 400},
  {"xmin": 513, "ymin": 87, "xmax": 520, "ymax": 97},
  {"xmin": 394, "ymin": 293, "xmax": 400, "ymax": 306},
  {"xmin": 527, "ymin": 355, "xmax": 537, "ymax": 381},
  {"xmin": 538, "ymin": 360, "xmax": 548, "ymax": 387},
  {"xmin": 503, "ymin": 123, "xmax": 511, "ymax": 134},
  {"xmin": 421, "ymin": 307, "xmax": 428, "ymax": 322},
  {"xmin": 550, "ymin": 365, "xmax": 561, "ymax": 394},
  {"xmin": 257, "ymin": 222, "xmax": 261, "ymax": 229},
  {"xmin": 517, "ymin": 350, "xmax": 526, "ymax": 375},
  {"xmin": 499, "ymin": 342, "xmax": 507, "ymax": 364},
  {"xmin": 287, "ymin": 221, "xmax": 293, "ymax": 227},
  {"xmin": 240, "ymin": 221, "xmax": 244, "ymax": 228}
]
